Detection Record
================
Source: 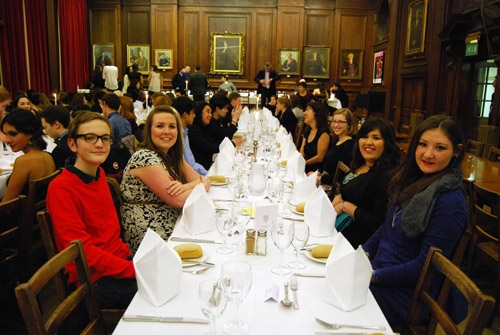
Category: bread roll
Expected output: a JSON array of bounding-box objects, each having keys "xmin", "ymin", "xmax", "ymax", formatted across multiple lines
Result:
[
  {"xmin": 173, "ymin": 243, "xmax": 203, "ymax": 259},
  {"xmin": 296, "ymin": 202, "xmax": 306, "ymax": 213},
  {"xmin": 311, "ymin": 244, "xmax": 333, "ymax": 258},
  {"xmin": 280, "ymin": 160, "xmax": 287, "ymax": 166},
  {"xmin": 208, "ymin": 175, "xmax": 227, "ymax": 183}
]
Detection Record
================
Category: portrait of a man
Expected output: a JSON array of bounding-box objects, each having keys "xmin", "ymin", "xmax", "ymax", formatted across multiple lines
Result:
[
  {"xmin": 339, "ymin": 50, "xmax": 363, "ymax": 80},
  {"xmin": 279, "ymin": 49, "xmax": 300, "ymax": 76},
  {"xmin": 302, "ymin": 47, "xmax": 330, "ymax": 79},
  {"xmin": 127, "ymin": 45, "xmax": 150, "ymax": 74},
  {"xmin": 405, "ymin": 0, "xmax": 428, "ymax": 55},
  {"xmin": 210, "ymin": 33, "xmax": 244, "ymax": 75}
]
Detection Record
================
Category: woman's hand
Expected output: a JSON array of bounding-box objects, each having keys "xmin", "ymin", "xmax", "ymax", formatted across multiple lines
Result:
[{"xmin": 166, "ymin": 180, "xmax": 187, "ymax": 196}]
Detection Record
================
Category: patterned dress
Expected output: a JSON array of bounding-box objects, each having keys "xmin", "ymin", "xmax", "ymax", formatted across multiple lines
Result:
[{"xmin": 121, "ymin": 149, "xmax": 182, "ymax": 253}]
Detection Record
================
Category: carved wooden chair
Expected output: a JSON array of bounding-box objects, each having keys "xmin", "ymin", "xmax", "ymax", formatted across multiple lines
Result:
[
  {"xmin": 465, "ymin": 140, "xmax": 486, "ymax": 157},
  {"xmin": 487, "ymin": 145, "xmax": 500, "ymax": 162}
]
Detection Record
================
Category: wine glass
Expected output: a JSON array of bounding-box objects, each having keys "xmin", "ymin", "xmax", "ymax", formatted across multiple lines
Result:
[
  {"xmin": 271, "ymin": 218, "xmax": 295, "ymax": 275},
  {"xmin": 267, "ymin": 179, "xmax": 282, "ymax": 204},
  {"xmin": 216, "ymin": 211, "xmax": 233, "ymax": 254},
  {"xmin": 199, "ymin": 279, "xmax": 228, "ymax": 335},
  {"xmin": 288, "ymin": 221, "xmax": 310, "ymax": 269},
  {"xmin": 231, "ymin": 200, "xmax": 253, "ymax": 250},
  {"xmin": 220, "ymin": 261, "xmax": 252, "ymax": 335}
]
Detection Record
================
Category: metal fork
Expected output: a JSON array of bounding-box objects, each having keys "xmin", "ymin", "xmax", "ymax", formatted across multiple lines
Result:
[
  {"xmin": 290, "ymin": 275, "xmax": 299, "ymax": 309},
  {"xmin": 315, "ymin": 317, "xmax": 386, "ymax": 331},
  {"xmin": 182, "ymin": 266, "xmax": 211, "ymax": 275}
]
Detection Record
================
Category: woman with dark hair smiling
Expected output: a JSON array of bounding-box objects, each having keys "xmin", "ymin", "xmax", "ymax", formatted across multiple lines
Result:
[
  {"xmin": 331, "ymin": 118, "xmax": 400, "ymax": 247},
  {"xmin": 188, "ymin": 101, "xmax": 220, "ymax": 170},
  {"xmin": 1, "ymin": 109, "xmax": 56, "ymax": 202},
  {"xmin": 120, "ymin": 105, "xmax": 210, "ymax": 252},
  {"xmin": 363, "ymin": 115, "xmax": 466, "ymax": 329}
]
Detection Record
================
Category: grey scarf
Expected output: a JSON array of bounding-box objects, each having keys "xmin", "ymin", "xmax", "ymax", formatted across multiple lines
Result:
[{"xmin": 400, "ymin": 172, "xmax": 463, "ymax": 238}]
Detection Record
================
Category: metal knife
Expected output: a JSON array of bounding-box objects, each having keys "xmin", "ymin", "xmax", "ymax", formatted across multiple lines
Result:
[
  {"xmin": 315, "ymin": 332, "xmax": 367, "ymax": 335},
  {"xmin": 170, "ymin": 237, "xmax": 222, "ymax": 244},
  {"xmin": 123, "ymin": 315, "xmax": 209, "ymax": 324}
]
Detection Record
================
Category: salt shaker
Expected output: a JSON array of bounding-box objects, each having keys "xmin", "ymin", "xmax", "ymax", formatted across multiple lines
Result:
[{"xmin": 256, "ymin": 229, "xmax": 267, "ymax": 256}]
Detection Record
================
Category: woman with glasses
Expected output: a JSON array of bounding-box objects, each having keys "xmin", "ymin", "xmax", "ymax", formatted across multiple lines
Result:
[
  {"xmin": 318, "ymin": 108, "xmax": 356, "ymax": 187},
  {"xmin": 300, "ymin": 101, "xmax": 330, "ymax": 174},
  {"xmin": 120, "ymin": 105, "xmax": 211, "ymax": 253},
  {"xmin": 331, "ymin": 118, "xmax": 399, "ymax": 248},
  {"xmin": 1, "ymin": 108, "xmax": 56, "ymax": 203}
]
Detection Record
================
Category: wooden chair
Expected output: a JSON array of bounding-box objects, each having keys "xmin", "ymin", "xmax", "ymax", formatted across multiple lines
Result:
[
  {"xmin": 329, "ymin": 161, "xmax": 350, "ymax": 199},
  {"xmin": 487, "ymin": 145, "xmax": 500, "ymax": 162},
  {"xmin": 106, "ymin": 177, "xmax": 123, "ymax": 234},
  {"xmin": 23, "ymin": 169, "xmax": 62, "ymax": 275},
  {"xmin": 465, "ymin": 140, "xmax": 486, "ymax": 157},
  {"xmin": 0, "ymin": 195, "xmax": 28, "ymax": 288},
  {"xmin": 294, "ymin": 123, "xmax": 303, "ymax": 149},
  {"xmin": 403, "ymin": 247, "xmax": 495, "ymax": 335},
  {"xmin": 37, "ymin": 210, "xmax": 125, "ymax": 333},
  {"xmin": 467, "ymin": 182, "xmax": 500, "ymax": 315},
  {"xmin": 15, "ymin": 240, "xmax": 106, "ymax": 335}
]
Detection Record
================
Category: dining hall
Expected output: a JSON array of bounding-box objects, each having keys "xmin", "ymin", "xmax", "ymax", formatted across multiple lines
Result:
[{"xmin": 1, "ymin": 0, "xmax": 500, "ymax": 334}]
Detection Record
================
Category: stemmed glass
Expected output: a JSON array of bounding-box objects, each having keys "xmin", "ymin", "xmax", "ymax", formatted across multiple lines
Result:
[
  {"xmin": 267, "ymin": 179, "xmax": 282, "ymax": 204},
  {"xmin": 231, "ymin": 200, "xmax": 252, "ymax": 250},
  {"xmin": 199, "ymin": 279, "xmax": 228, "ymax": 335},
  {"xmin": 271, "ymin": 218, "xmax": 295, "ymax": 275},
  {"xmin": 220, "ymin": 261, "xmax": 252, "ymax": 335},
  {"xmin": 288, "ymin": 221, "xmax": 310, "ymax": 269},
  {"xmin": 216, "ymin": 211, "xmax": 233, "ymax": 254}
]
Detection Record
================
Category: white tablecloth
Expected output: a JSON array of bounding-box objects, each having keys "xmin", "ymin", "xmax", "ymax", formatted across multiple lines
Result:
[
  {"xmin": 327, "ymin": 98, "xmax": 342, "ymax": 109},
  {"xmin": 0, "ymin": 151, "xmax": 21, "ymax": 199},
  {"xmin": 113, "ymin": 185, "xmax": 393, "ymax": 335}
]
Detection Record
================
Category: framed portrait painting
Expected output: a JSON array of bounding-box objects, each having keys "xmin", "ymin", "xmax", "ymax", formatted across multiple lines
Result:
[
  {"xmin": 405, "ymin": 0, "xmax": 428, "ymax": 55},
  {"xmin": 302, "ymin": 46, "xmax": 330, "ymax": 79},
  {"xmin": 155, "ymin": 49, "xmax": 173, "ymax": 70},
  {"xmin": 339, "ymin": 49, "xmax": 363, "ymax": 80},
  {"xmin": 210, "ymin": 32, "xmax": 245, "ymax": 75},
  {"xmin": 92, "ymin": 44, "xmax": 114, "ymax": 69},
  {"xmin": 278, "ymin": 49, "xmax": 300, "ymax": 76},
  {"xmin": 127, "ymin": 45, "xmax": 150, "ymax": 74},
  {"xmin": 373, "ymin": 50, "xmax": 385, "ymax": 84}
]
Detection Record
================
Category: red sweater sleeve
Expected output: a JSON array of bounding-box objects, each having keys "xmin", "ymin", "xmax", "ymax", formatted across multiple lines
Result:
[{"xmin": 47, "ymin": 169, "xmax": 135, "ymax": 283}]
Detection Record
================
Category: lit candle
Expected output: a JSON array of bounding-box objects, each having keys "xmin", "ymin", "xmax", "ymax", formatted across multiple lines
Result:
[
  {"xmin": 145, "ymin": 91, "xmax": 148, "ymax": 109},
  {"xmin": 185, "ymin": 80, "xmax": 188, "ymax": 91},
  {"xmin": 53, "ymin": 93, "xmax": 57, "ymax": 105}
]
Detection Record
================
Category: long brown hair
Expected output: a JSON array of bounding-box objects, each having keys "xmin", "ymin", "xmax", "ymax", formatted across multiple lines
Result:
[{"xmin": 140, "ymin": 105, "xmax": 186, "ymax": 183}]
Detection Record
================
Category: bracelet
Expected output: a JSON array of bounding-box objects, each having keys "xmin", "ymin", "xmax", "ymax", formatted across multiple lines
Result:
[{"xmin": 231, "ymin": 120, "xmax": 238, "ymax": 126}]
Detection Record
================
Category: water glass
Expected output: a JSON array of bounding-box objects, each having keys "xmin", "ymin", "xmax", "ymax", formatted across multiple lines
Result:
[
  {"xmin": 199, "ymin": 279, "xmax": 227, "ymax": 335},
  {"xmin": 220, "ymin": 261, "xmax": 252, "ymax": 335},
  {"xmin": 231, "ymin": 200, "xmax": 253, "ymax": 250},
  {"xmin": 271, "ymin": 218, "xmax": 295, "ymax": 275},
  {"xmin": 288, "ymin": 222, "xmax": 310, "ymax": 269},
  {"xmin": 216, "ymin": 212, "xmax": 233, "ymax": 254}
]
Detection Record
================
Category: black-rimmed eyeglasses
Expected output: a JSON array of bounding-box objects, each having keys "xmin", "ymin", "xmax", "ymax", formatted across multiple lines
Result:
[{"xmin": 76, "ymin": 133, "xmax": 111, "ymax": 144}]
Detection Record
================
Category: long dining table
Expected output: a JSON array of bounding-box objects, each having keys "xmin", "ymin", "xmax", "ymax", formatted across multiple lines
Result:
[
  {"xmin": 113, "ymin": 185, "xmax": 393, "ymax": 335},
  {"xmin": 462, "ymin": 154, "xmax": 500, "ymax": 194}
]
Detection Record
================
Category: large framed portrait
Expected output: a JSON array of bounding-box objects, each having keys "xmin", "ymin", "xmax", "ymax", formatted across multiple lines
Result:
[
  {"xmin": 155, "ymin": 49, "xmax": 173, "ymax": 70},
  {"xmin": 127, "ymin": 45, "xmax": 150, "ymax": 74},
  {"xmin": 339, "ymin": 49, "xmax": 363, "ymax": 80},
  {"xmin": 373, "ymin": 50, "xmax": 385, "ymax": 84},
  {"xmin": 405, "ymin": 0, "xmax": 428, "ymax": 55},
  {"xmin": 302, "ymin": 46, "xmax": 330, "ymax": 79},
  {"xmin": 278, "ymin": 49, "xmax": 300, "ymax": 76},
  {"xmin": 92, "ymin": 44, "xmax": 114, "ymax": 69},
  {"xmin": 210, "ymin": 32, "xmax": 245, "ymax": 75}
]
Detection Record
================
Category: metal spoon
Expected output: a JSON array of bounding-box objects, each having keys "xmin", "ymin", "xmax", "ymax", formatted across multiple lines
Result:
[{"xmin": 281, "ymin": 282, "xmax": 293, "ymax": 307}]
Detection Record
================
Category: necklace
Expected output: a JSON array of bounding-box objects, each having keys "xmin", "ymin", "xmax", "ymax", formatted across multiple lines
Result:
[
  {"xmin": 392, "ymin": 206, "xmax": 403, "ymax": 228},
  {"xmin": 342, "ymin": 165, "xmax": 370, "ymax": 184}
]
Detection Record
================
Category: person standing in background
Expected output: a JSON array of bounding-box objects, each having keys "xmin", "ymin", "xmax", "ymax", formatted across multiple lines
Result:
[
  {"xmin": 254, "ymin": 62, "xmax": 280, "ymax": 106},
  {"xmin": 188, "ymin": 65, "xmax": 209, "ymax": 102},
  {"xmin": 148, "ymin": 65, "xmax": 161, "ymax": 94},
  {"xmin": 172, "ymin": 67, "xmax": 186, "ymax": 90},
  {"xmin": 103, "ymin": 58, "xmax": 119, "ymax": 91}
]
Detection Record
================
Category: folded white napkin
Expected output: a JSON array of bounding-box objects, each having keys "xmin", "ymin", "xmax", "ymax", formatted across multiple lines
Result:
[
  {"xmin": 290, "ymin": 171, "xmax": 316, "ymax": 204},
  {"xmin": 323, "ymin": 233, "xmax": 372, "ymax": 311},
  {"xmin": 219, "ymin": 137, "xmax": 235, "ymax": 157},
  {"xmin": 134, "ymin": 229, "xmax": 182, "ymax": 306},
  {"xmin": 183, "ymin": 183, "xmax": 216, "ymax": 235},
  {"xmin": 212, "ymin": 152, "xmax": 233, "ymax": 176},
  {"xmin": 285, "ymin": 150, "xmax": 306, "ymax": 183},
  {"xmin": 238, "ymin": 107, "xmax": 250, "ymax": 130},
  {"xmin": 280, "ymin": 133, "xmax": 295, "ymax": 160},
  {"xmin": 305, "ymin": 187, "xmax": 336, "ymax": 237}
]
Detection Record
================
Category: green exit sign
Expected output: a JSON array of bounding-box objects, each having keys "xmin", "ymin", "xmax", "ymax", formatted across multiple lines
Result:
[{"xmin": 465, "ymin": 43, "xmax": 478, "ymax": 56}]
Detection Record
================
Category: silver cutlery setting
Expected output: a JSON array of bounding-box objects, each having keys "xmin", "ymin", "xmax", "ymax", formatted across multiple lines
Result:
[
  {"xmin": 122, "ymin": 315, "xmax": 209, "ymax": 324},
  {"xmin": 183, "ymin": 266, "xmax": 211, "ymax": 275},
  {"xmin": 170, "ymin": 237, "xmax": 222, "ymax": 244},
  {"xmin": 315, "ymin": 317, "xmax": 386, "ymax": 331}
]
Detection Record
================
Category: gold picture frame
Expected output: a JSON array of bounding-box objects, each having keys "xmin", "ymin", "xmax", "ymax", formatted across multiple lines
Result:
[
  {"xmin": 278, "ymin": 49, "xmax": 300, "ymax": 76},
  {"xmin": 127, "ymin": 45, "xmax": 150, "ymax": 74},
  {"xmin": 339, "ymin": 49, "xmax": 363, "ymax": 80},
  {"xmin": 405, "ymin": 0, "xmax": 428, "ymax": 55},
  {"xmin": 155, "ymin": 49, "xmax": 173, "ymax": 70},
  {"xmin": 302, "ymin": 46, "xmax": 330, "ymax": 79},
  {"xmin": 210, "ymin": 32, "xmax": 245, "ymax": 75},
  {"xmin": 92, "ymin": 44, "xmax": 114, "ymax": 69}
]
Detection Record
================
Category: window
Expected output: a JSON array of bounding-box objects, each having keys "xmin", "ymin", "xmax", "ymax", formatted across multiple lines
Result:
[{"xmin": 475, "ymin": 60, "xmax": 497, "ymax": 118}]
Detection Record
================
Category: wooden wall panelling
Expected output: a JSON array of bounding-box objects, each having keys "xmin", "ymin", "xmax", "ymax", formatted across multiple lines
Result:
[
  {"xmin": 181, "ymin": 10, "xmax": 203, "ymax": 71},
  {"xmin": 88, "ymin": 5, "xmax": 122, "ymax": 75},
  {"xmin": 151, "ymin": 4, "xmax": 177, "ymax": 86},
  {"xmin": 276, "ymin": 5, "xmax": 304, "ymax": 88},
  {"xmin": 250, "ymin": 9, "xmax": 277, "ymax": 89}
]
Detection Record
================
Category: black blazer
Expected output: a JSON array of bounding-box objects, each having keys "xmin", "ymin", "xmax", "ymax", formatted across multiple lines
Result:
[
  {"xmin": 253, "ymin": 69, "xmax": 280, "ymax": 94},
  {"xmin": 172, "ymin": 72, "xmax": 185, "ymax": 90}
]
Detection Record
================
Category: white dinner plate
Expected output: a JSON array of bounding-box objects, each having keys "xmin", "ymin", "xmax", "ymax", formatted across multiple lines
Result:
[
  {"xmin": 181, "ymin": 254, "xmax": 208, "ymax": 267},
  {"xmin": 211, "ymin": 181, "xmax": 228, "ymax": 186},
  {"xmin": 304, "ymin": 250, "xmax": 327, "ymax": 264},
  {"xmin": 291, "ymin": 207, "xmax": 304, "ymax": 216}
]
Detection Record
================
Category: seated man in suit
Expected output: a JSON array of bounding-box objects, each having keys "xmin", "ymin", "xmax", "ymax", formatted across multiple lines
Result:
[{"xmin": 47, "ymin": 112, "xmax": 136, "ymax": 309}]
